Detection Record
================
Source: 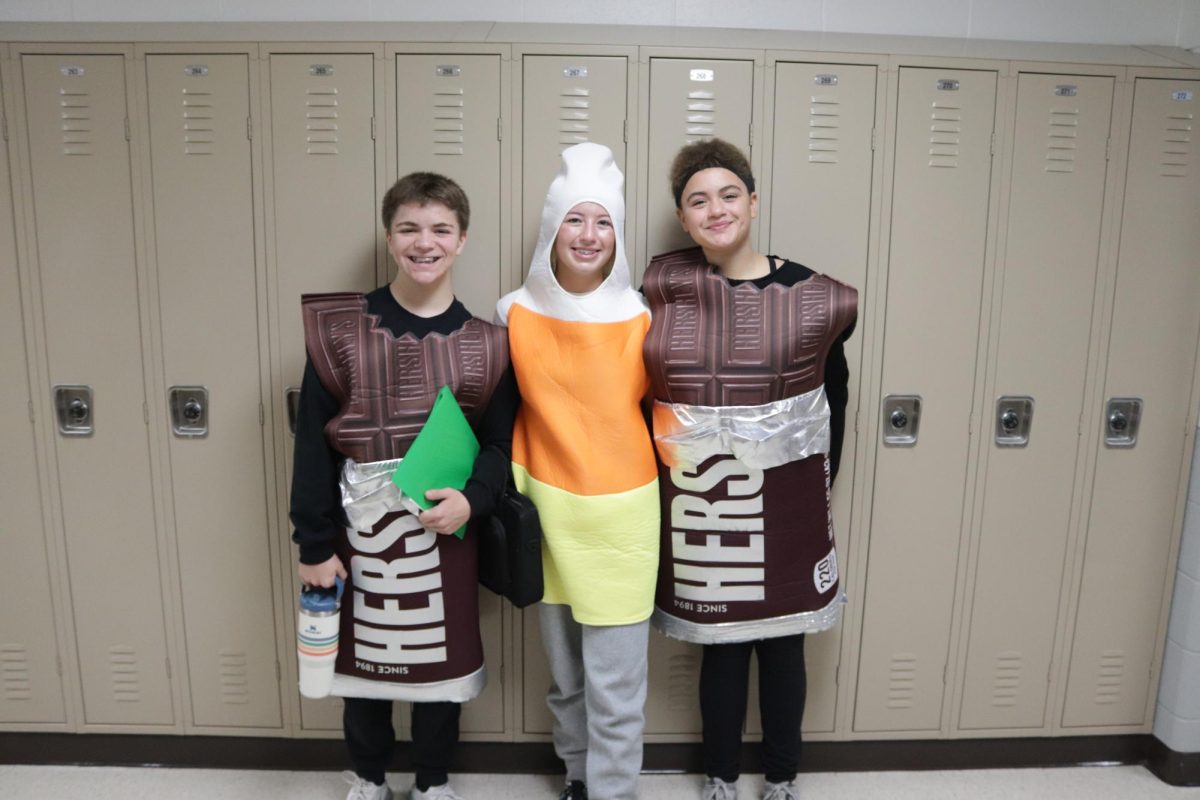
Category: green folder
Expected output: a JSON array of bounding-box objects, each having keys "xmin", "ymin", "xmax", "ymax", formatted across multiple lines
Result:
[{"xmin": 391, "ymin": 386, "xmax": 480, "ymax": 539}]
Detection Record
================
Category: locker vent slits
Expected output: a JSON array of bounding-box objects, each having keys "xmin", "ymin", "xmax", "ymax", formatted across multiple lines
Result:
[
  {"xmin": 886, "ymin": 653, "xmax": 917, "ymax": 708},
  {"xmin": 108, "ymin": 646, "xmax": 142, "ymax": 703},
  {"xmin": 1046, "ymin": 107, "xmax": 1080, "ymax": 174},
  {"xmin": 808, "ymin": 95, "xmax": 840, "ymax": 164},
  {"xmin": 928, "ymin": 102, "xmax": 961, "ymax": 168},
  {"xmin": 990, "ymin": 651, "xmax": 1022, "ymax": 707},
  {"xmin": 304, "ymin": 87, "xmax": 340, "ymax": 156},
  {"xmin": 686, "ymin": 90, "xmax": 716, "ymax": 142},
  {"xmin": 667, "ymin": 652, "xmax": 699, "ymax": 712},
  {"xmin": 1094, "ymin": 650, "xmax": 1124, "ymax": 705},
  {"xmin": 559, "ymin": 86, "xmax": 591, "ymax": 148},
  {"xmin": 181, "ymin": 88, "xmax": 215, "ymax": 156},
  {"xmin": 432, "ymin": 86, "xmax": 466, "ymax": 156},
  {"xmin": 59, "ymin": 87, "xmax": 93, "ymax": 156},
  {"xmin": 1160, "ymin": 112, "xmax": 1193, "ymax": 178},
  {"xmin": 1, "ymin": 645, "xmax": 32, "ymax": 701},
  {"xmin": 218, "ymin": 649, "xmax": 250, "ymax": 705}
]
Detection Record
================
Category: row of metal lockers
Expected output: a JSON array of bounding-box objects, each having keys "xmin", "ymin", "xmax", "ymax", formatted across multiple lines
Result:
[{"xmin": 1, "ymin": 34, "xmax": 1198, "ymax": 745}]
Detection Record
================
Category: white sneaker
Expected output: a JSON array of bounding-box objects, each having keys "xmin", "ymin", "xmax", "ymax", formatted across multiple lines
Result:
[
  {"xmin": 762, "ymin": 780, "xmax": 799, "ymax": 800},
  {"xmin": 343, "ymin": 771, "xmax": 393, "ymax": 800},
  {"xmin": 409, "ymin": 783, "xmax": 465, "ymax": 800},
  {"xmin": 703, "ymin": 776, "xmax": 738, "ymax": 800}
]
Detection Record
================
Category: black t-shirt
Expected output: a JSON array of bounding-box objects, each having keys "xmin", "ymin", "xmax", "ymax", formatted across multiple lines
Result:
[{"xmin": 289, "ymin": 286, "xmax": 518, "ymax": 565}]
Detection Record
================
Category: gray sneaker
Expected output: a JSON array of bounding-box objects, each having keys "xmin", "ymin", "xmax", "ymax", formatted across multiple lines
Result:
[
  {"xmin": 410, "ymin": 783, "xmax": 464, "ymax": 800},
  {"xmin": 343, "ymin": 771, "xmax": 393, "ymax": 800},
  {"xmin": 762, "ymin": 780, "xmax": 799, "ymax": 800},
  {"xmin": 702, "ymin": 776, "xmax": 738, "ymax": 800}
]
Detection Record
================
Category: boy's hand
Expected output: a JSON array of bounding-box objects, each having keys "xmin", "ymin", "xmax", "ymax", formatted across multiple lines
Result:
[
  {"xmin": 419, "ymin": 488, "xmax": 471, "ymax": 535},
  {"xmin": 299, "ymin": 555, "xmax": 347, "ymax": 588}
]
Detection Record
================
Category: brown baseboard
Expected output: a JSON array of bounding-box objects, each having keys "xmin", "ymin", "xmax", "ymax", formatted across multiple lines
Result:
[{"xmin": 0, "ymin": 732, "xmax": 1192, "ymax": 785}]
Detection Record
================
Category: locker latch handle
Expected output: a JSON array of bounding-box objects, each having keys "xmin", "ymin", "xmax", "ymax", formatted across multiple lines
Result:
[
  {"xmin": 286, "ymin": 386, "xmax": 301, "ymax": 437},
  {"xmin": 168, "ymin": 386, "xmax": 209, "ymax": 438},
  {"xmin": 1104, "ymin": 397, "xmax": 1142, "ymax": 448},
  {"xmin": 54, "ymin": 385, "xmax": 94, "ymax": 437},
  {"xmin": 994, "ymin": 396, "xmax": 1034, "ymax": 448},
  {"xmin": 882, "ymin": 395, "xmax": 921, "ymax": 447}
]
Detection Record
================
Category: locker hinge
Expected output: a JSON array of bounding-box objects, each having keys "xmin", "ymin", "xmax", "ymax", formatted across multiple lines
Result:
[
  {"xmin": 1, "ymin": 114, "xmax": 7, "ymax": 142},
  {"xmin": 623, "ymin": 119, "xmax": 629, "ymax": 143},
  {"xmin": 942, "ymin": 663, "xmax": 948, "ymax": 684},
  {"xmin": 56, "ymin": 655, "xmax": 63, "ymax": 676},
  {"xmin": 370, "ymin": 116, "xmax": 376, "ymax": 141},
  {"xmin": 165, "ymin": 658, "xmax": 172, "ymax": 679},
  {"xmin": 124, "ymin": 117, "xmax": 131, "ymax": 142},
  {"xmin": 497, "ymin": 117, "xmax": 503, "ymax": 142},
  {"xmin": 28, "ymin": 399, "xmax": 35, "ymax": 424},
  {"xmin": 1078, "ymin": 413, "xmax": 1084, "ymax": 436},
  {"xmin": 1105, "ymin": 137, "xmax": 1112, "ymax": 161},
  {"xmin": 748, "ymin": 122, "xmax": 754, "ymax": 146},
  {"xmin": 275, "ymin": 661, "xmax": 282, "ymax": 682},
  {"xmin": 989, "ymin": 133, "xmax": 996, "ymax": 155},
  {"xmin": 143, "ymin": 402, "xmax": 149, "ymax": 425},
  {"xmin": 870, "ymin": 127, "xmax": 877, "ymax": 151},
  {"xmin": 259, "ymin": 403, "xmax": 265, "ymax": 426},
  {"xmin": 247, "ymin": 116, "xmax": 253, "ymax": 141}
]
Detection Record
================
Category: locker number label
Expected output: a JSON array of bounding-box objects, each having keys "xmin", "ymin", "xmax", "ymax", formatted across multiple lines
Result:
[
  {"xmin": 690, "ymin": 69, "xmax": 715, "ymax": 82},
  {"xmin": 1173, "ymin": 90, "xmax": 1194, "ymax": 102},
  {"xmin": 309, "ymin": 64, "xmax": 334, "ymax": 77},
  {"xmin": 184, "ymin": 65, "xmax": 209, "ymax": 77},
  {"xmin": 60, "ymin": 65, "xmax": 85, "ymax": 77},
  {"xmin": 936, "ymin": 79, "xmax": 960, "ymax": 91},
  {"xmin": 563, "ymin": 66, "xmax": 588, "ymax": 78},
  {"xmin": 815, "ymin": 74, "xmax": 839, "ymax": 86},
  {"xmin": 1054, "ymin": 84, "xmax": 1078, "ymax": 97},
  {"xmin": 436, "ymin": 65, "xmax": 462, "ymax": 77}
]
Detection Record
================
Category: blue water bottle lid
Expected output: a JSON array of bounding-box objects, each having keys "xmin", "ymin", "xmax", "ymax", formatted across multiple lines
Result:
[{"xmin": 300, "ymin": 576, "xmax": 344, "ymax": 612}]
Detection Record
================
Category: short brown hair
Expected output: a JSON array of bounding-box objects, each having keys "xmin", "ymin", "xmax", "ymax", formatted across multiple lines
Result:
[
  {"xmin": 381, "ymin": 172, "xmax": 470, "ymax": 232},
  {"xmin": 669, "ymin": 138, "xmax": 755, "ymax": 208}
]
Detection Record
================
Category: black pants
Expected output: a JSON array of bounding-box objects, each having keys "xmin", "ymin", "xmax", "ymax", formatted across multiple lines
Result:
[
  {"xmin": 343, "ymin": 697, "xmax": 460, "ymax": 790},
  {"xmin": 699, "ymin": 633, "xmax": 807, "ymax": 785}
]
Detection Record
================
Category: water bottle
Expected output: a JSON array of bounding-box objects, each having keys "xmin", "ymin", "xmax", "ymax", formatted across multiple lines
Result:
[{"xmin": 297, "ymin": 577, "xmax": 343, "ymax": 699}]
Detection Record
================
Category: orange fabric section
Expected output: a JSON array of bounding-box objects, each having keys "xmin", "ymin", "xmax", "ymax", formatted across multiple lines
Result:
[{"xmin": 508, "ymin": 304, "xmax": 657, "ymax": 496}]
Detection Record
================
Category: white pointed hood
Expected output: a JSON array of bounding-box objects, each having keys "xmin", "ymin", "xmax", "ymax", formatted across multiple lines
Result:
[{"xmin": 496, "ymin": 142, "xmax": 648, "ymax": 325}]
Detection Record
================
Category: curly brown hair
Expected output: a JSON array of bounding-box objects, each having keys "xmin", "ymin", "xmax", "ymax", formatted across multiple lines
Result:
[
  {"xmin": 669, "ymin": 138, "xmax": 755, "ymax": 208},
  {"xmin": 381, "ymin": 172, "xmax": 470, "ymax": 232}
]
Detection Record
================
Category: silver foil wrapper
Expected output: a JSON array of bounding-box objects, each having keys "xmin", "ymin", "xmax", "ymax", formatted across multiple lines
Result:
[
  {"xmin": 651, "ymin": 387, "xmax": 831, "ymax": 471},
  {"xmin": 652, "ymin": 592, "xmax": 845, "ymax": 645},
  {"xmin": 339, "ymin": 457, "xmax": 417, "ymax": 533}
]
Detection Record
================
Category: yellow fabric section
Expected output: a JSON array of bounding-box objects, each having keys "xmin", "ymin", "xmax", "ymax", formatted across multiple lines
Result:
[
  {"xmin": 514, "ymin": 464, "xmax": 660, "ymax": 625},
  {"xmin": 507, "ymin": 303, "xmax": 657, "ymax": 496}
]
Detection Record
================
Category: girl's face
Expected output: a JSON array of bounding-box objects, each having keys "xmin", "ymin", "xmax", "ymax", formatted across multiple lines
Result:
[
  {"xmin": 552, "ymin": 201, "xmax": 615, "ymax": 293},
  {"xmin": 676, "ymin": 167, "xmax": 758, "ymax": 255}
]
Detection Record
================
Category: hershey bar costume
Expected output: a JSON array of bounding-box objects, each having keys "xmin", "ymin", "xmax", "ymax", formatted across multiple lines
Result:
[
  {"xmin": 643, "ymin": 246, "xmax": 857, "ymax": 645},
  {"xmin": 299, "ymin": 290, "xmax": 509, "ymax": 701}
]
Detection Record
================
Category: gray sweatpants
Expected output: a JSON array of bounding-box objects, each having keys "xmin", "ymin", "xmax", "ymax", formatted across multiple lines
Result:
[{"xmin": 539, "ymin": 602, "xmax": 650, "ymax": 800}]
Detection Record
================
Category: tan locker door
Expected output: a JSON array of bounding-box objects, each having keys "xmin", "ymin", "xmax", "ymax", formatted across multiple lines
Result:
[
  {"xmin": 395, "ymin": 53, "xmax": 504, "ymax": 736},
  {"xmin": 646, "ymin": 58, "xmax": 754, "ymax": 261},
  {"xmin": 960, "ymin": 73, "xmax": 1114, "ymax": 731},
  {"xmin": 520, "ymin": 55, "xmax": 628, "ymax": 273},
  {"xmin": 759, "ymin": 61, "xmax": 878, "ymax": 734},
  {"xmin": 21, "ymin": 53, "xmax": 174, "ymax": 725},
  {"xmin": 267, "ymin": 52, "xmax": 377, "ymax": 731},
  {"xmin": 517, "ymin": 54, "xmax": 630, "ymax": 735},
  {"xmin": 0, "ymin": 69, "xmax": 67, "ymax": 725},
  {"xmin": 145, "ymin": 54, "xmax": 280, "ymax": 729},
  {"xmin": 395, "ymin": 54, "xmax": 502, "ymax": 319},
  {"xmin": 854, "ymin": 67, "xmax": 997, "ymax": 733},
  {"xmin": 1063, "ymin": 78, "xmax": 1200, "ymax": 728}
]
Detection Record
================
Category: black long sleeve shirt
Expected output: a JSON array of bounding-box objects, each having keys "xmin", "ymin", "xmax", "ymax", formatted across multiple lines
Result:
[{"xmin": 289, "ymin": 286, "xmax": 519, "ymax": 565}]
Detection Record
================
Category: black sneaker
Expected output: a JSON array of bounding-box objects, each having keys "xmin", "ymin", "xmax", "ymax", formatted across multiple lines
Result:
[{"xmin": 558, "ymin": 780, "xmax": 587, "ymax": 800}]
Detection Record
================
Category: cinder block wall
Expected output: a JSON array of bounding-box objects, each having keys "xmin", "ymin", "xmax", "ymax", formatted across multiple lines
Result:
[{"xmin": 1156, "ymin": 423, "xmax": 1200, "ymax": 751}]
